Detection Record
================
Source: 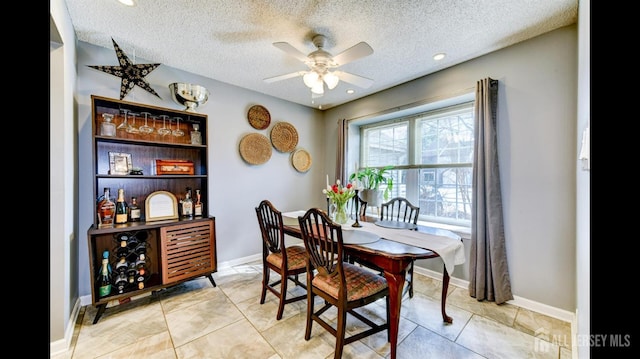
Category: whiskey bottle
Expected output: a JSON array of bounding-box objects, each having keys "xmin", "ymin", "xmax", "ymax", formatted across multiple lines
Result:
[
  {"xmin": 97, "ymin": 188, "xmax": 115, "ymax": 228},
  {"xmin": 115, "ymin": 188, "xmax": 129, "ymax": 224},
  {"xmin": 194, "ymin": 189, "xmax": 203, "ymax": 217},
  {"xmin": 181, "ymin": 187, "xmax": 193, "ymax": 218},
  {"xmin": 128, "ymin": 196, "xmax": 141, "ymax": 222},
  {"xmin": 97, "ymin": 255, "xmax": 113, "ymax": 298}
]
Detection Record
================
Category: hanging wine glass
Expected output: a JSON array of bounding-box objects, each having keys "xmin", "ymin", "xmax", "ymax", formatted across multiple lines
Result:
[
  {"xmin": 172, "ymin": 117, "xmax": 185, "ymax": 137},
  {"xmin": 157, "ymin": 115, "xmax": 171, "ymax": 136},
  {"xmin": 139, "ymin": 112, "xmax": 154, "ymax": 134},
  {"xmin": 126, "ymin": 112, "xmax": 140, "ymax": 133},
  {"xmin": 117, "ymin": 109, "xmax": 130, "ymax": 130}
]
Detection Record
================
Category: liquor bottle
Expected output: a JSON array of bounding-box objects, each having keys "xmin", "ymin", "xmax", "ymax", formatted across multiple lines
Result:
[
  {"xmin": 113, "ymin": 272, "xmax": 128, "ymax": 294},
  {"xmin": 127, "ymin": 262, "xmax": 137, "ymax": 286},
  {"xmin": 128, "ymin": 196, "xmax": 141, "ymax": 222},
  {"xmin": 102, "ymin": 250, "xmax": 113, "ymax": 276},
  {"xmin": 135, "ymin": 253, "xmax": 149, "ymax": 290},
  {"xmin": 181, "ymin": 187, "xmax": 193, "ymax": 218},
  {"xmin": 114, "ymin": 255, "xmax": 129, "ymax": 275},
  {"xmin": 97, "ymin": 254, "xmax": 113, "ymax": 298},
  {"xmin": 115, "ymin": 189, "xmax": 129, "ymax": 224},
  {"xmin": 134, "ymin": 241, "xmax": 147, "ymax": 256},
  {"xmin": 190, "ymin": 123, "xmax": 202, "ymax": 145},
  {"xmin": 97, "ymin": 188, "xmax": 115, "ymax": 228},
  {"xmin": 115, "ymin": 237, "xmax": 129, "ymax": 259},
  {"xmin": 100, "ymin": 113, "xmax": 117, "ymax": 137},
  {"xmin": 194, "ymin": 189, "xmax": 203, "ymax": 217}
]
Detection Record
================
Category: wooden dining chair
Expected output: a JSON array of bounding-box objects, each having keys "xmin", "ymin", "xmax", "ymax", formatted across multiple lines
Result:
[
  {"xmin": 297, "ymin": 208, "xmax": 390, "ymax": 359},
  {"xmin": 255, "ymin": 200, "xmax": 307, "ymax": 320},
  {"xmin": 380, "ymin": 197, "xmax": 420, "ymax": 298}
]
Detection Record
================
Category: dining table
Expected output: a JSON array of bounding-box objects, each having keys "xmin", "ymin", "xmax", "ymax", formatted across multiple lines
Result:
[{"xmin": 281, "ymin": 211, "xmax": 465, "ymax": 359}]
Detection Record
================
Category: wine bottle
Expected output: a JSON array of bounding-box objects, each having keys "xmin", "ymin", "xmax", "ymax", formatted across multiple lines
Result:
[
  {"xmin": 113, "ymin": 272, "xmax": 128, "ymax": 294},
  {"xmin": 194, "ymin": 189, "xmax": 203, "ymax": 217},
  {"xmin": 181, "ymin": 187, "xmax": 193, "ymax": 218},
  {"xmin": 97, "ymin": 255, "xmax": 113, "ymax": 298},
  {"xmin": 128, "ymin": 196, "xmax": 141, "ymax": 222},
  {"xmin": 115, "ymin": 237, "xmax": 129, "ymax": 259},
  {"xmin": 114, "ymin": 255, "xmax": 129, "ymax": 275},
  {"xmin": 135, "ymin": 253, "xmax": 149, "ymax": 290},
  {"xmin": 97, "ymin": 188, "xmax": 115, "ymax": 228},
  {"xmin": 115, "ymin": 188, "xmax": 129, "ymax": 224}
]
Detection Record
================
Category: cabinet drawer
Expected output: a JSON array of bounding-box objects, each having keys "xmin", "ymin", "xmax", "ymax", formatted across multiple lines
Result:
[{"xmin": 160, "ymin": 220, "xmax": 215, "ymax": 284}]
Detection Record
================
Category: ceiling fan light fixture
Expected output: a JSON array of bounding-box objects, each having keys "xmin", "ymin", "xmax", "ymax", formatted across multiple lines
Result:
[
  {"xmin": 303, "ymin": 72, "xmax": 319, "ymax": 88},
  {"xmin": 323, "ymin": 72, "xmax": 339, "ymax": 89},
  {"xmin": 311, "ymin": 81, "xmax": 324, "ymax": 95}
]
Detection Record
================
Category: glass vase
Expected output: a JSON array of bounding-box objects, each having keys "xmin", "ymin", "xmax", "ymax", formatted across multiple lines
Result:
[{"xmin": 334, "ymin": 202, "xmax": 348, "ymax": 224}]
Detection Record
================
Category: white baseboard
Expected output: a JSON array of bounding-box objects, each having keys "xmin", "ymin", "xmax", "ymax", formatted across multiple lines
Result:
[
  {"xmin": 414, "ymin": 266, "xmax": 575, "ymax": 323},
  {"xmin": 50, "ymin": 297, "xmax": 82, "ymax": 356}
]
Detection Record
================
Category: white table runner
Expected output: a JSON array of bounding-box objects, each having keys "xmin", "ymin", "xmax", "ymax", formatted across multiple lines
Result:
[{"xmin": 282, "ymin": 211, "xmax": 465, "ymax": 274}]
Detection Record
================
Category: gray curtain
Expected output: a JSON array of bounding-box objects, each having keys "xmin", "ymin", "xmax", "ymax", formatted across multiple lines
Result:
[{"xmin": 469, "ymin": 78, "xmax": 513, "ymax": 304}]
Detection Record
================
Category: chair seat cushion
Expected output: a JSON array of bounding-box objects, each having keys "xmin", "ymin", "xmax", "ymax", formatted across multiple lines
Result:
[
  {"xmin": 266, "ymin": 245, "xmax": 307, "ymax": 270},
  {"xmin": 313, "ymin": 262, "xmax": 387, "ymax": 301}
]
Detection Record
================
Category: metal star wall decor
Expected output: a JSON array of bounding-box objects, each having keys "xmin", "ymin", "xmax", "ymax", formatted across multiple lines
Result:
[{"xmin": 88, "ymin": 38, "xmax": 162, "ymax": 100}]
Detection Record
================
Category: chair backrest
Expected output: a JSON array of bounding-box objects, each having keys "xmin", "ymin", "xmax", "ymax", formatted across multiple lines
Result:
[
  {"xmin": 255, "ymin": 200, "xmax": 285, "ymax": 256},
  {"xmin": 380, "ymin": 197, "xmax": 420, "ymax": 224},
  {"xmin": 298, "ymin": 208, "xmax": 346, "ymax": 283}
]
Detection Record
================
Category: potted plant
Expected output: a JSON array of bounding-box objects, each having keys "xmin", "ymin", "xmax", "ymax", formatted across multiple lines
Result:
[{"xmin": 349, "ymin": 165, "xmax": 394, "ymax": 207}]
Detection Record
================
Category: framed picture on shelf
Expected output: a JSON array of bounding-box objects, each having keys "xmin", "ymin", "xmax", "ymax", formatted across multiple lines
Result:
[
  {"xmin": 109, "ymin": 152, "xmax": 133, "ymax": 175},
  {"xmin": 145, "ymin": 190, "xmax": 179, "ymax": 221}
]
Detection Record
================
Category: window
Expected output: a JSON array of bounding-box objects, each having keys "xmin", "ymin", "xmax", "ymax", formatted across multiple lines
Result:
[{"xmin": 359, "ymin": 102, "xmax": 474, "ymax": 227}]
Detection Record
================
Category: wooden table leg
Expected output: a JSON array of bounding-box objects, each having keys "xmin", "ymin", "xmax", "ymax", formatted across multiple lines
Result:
[
  {"xmin": 441, "ymin": 266, "xmax": 453, "ymax": 323},
  {"xmin": 383, "ymin": 270, "xmax": 405, "ymax": 359}
]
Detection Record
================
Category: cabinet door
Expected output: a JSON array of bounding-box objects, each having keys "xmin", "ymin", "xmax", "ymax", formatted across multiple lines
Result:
[{"xmin": 160, "ymin": 219, "xmax": 215, "ymax": 284}]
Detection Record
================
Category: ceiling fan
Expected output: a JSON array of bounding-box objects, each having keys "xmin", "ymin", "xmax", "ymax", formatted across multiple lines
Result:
[{"xmin": 264, "ymin": 34, "xmax": 374, "ymax": 97}]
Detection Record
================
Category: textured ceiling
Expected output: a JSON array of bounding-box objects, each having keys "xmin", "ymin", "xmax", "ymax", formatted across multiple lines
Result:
[{"xmin": 63, "ymin": 0, "xmax": 578, "ymax": 110}]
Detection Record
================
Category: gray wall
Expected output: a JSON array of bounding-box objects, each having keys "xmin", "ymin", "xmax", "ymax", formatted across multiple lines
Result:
[
  {"xmin": 325, "ymin": 26, "xmax": 578, "ymax": 312},
  {"xmin": 51, "ymin": 1, "xmax": 586, "ymax": 351}
]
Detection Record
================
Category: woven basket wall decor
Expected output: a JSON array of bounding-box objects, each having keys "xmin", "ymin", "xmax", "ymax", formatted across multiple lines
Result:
[
  {"xmin": 239, "ymin": 133, "xmax": 272, "ymax": 165},
  {"xmin": 270, "ymin": 121, "xmax": 298, "ymax": 153}
]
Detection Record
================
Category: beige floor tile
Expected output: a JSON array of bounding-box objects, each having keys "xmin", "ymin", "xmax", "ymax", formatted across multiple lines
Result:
[
  {"xmin": 399, "ymin": 291, "xmax": 473, "ymax": 341},
  {"xmin": 457, "ymin": 315, "xmax": 561, "ymax": 359},
  {"xmin": 514, "ymin": 307, "xmax": 573, "ymax": 348},
  {"xmin": 65, "ymin": 269, "xmax": 573, "ymax": 359},
  {"xmin": 73, "ymin": 300, "xmax": 167, "ymax": 358},
  {"xmin": 175, "ymin": 319, "xmax": 278, "ymax": 359},
  {"xmin": 397, "ymin": 325, "xmax": 485, "ymax": 358},
  {"xmin": 165, "ymin": 290, "xmax": 244, "ymax": 347},
  {"xmin": 96, "ymin": 331, "xmax": 176, "ymax": 359},
  {"xmin": 446, "ymin": 286, "xmax": 519, "ymax": 327}
]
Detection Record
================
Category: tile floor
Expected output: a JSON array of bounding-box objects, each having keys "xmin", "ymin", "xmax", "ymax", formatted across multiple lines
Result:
[{"xmin": 52, "ymin": 261, "xmax": 572, "ymax": 359}]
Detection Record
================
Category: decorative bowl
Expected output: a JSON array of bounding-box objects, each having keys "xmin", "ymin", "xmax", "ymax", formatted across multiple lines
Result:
[{"xmin": 169, "ymin": 83, "xmax": 209, "ymax": 112}]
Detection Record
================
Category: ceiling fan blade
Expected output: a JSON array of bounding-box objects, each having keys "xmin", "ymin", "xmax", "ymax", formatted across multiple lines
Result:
[
  {"xmin": 273, "ymin": 42, "xmax": 309, "ymax": 62},
  {"xmin": 263, "ymin": 71, "xmax": 306, "ymax": 83},
  {"xmin": 335, "ymin": 71, "xmax": 374, "ymax": 88},
  {"xmin": 332, "ymin": 42, "xmax": 373, "ymax": 66}
]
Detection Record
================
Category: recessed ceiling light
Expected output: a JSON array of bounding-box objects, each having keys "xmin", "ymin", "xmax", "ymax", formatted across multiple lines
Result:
[
  {"xmin": 346, "ymin": 89, "xmax": 355, "ymax": 94},
  {"xmin": 433, "ymin": 53, "xmax": 446, "ymax": 61},
  {"xmin": 117, "ymin": 0, "xmax": 136, "ymax": 6}
]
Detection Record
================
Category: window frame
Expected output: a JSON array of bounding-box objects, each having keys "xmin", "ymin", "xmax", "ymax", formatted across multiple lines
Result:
[{"xmin": 357, "ymin": 101, "xmax": 475, "ymax": 228}]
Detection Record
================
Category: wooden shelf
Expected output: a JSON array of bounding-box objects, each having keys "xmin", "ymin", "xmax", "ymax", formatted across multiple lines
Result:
[{"xmin": 87, "ymin": 95, "xmax": 217, "ymax": 324}]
